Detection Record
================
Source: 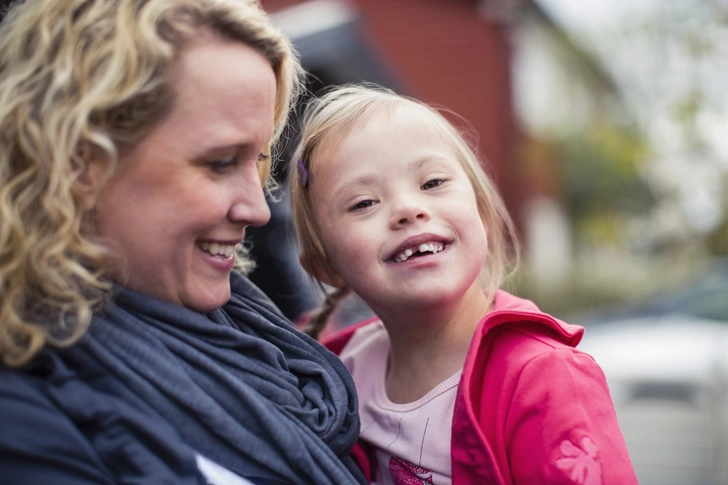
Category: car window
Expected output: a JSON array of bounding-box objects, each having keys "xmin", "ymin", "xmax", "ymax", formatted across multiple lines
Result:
[{"xmin": 680, "ymin": 288, "xmax": 728, "ymax": 322}]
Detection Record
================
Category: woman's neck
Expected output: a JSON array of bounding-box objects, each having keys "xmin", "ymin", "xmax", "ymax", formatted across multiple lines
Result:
[{"xmin": 375, "ymin": 285, "xmax": 492, "ymax": 404}]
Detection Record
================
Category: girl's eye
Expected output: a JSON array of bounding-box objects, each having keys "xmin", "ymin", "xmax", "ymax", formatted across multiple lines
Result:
[
  {"xmin": 350, "ymin": 199, "xmax": 377, "ymax": 211},
  {"xmin": 210, "ymin": 156, "xmax": 237, "ymax": 173},
  {"xmin": 258, "ymin": 153, "xmax": 270, "ymax": 163},
  {"xmin": 422, "ymin": 178, "xmax": 445, "ymax": 190}
]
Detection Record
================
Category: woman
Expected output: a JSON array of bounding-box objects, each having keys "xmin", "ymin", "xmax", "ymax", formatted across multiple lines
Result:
[{"xmin": 0, "ymin": 1, "xmax": 365, "ymax": 484}]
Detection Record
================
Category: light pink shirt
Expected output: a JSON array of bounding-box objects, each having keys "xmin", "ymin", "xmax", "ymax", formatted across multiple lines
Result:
[{"xmin": 339, "ymin": 321, "xmax": 460, "ymax": 485}]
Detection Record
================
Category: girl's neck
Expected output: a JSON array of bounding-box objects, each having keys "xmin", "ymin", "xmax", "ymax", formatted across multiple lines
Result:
[{"xmin": 375, "ymin": 285, "xmax": 493, "ymax": 404}]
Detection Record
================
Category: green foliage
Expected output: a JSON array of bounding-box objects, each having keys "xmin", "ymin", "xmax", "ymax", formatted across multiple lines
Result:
[
  {"xmin": 706, "ymin": 194, "xmax": 728, "ymax": 256},
  {"xmin": 555, "ymin": 123, "xmax": 655, "ymax": 238}
]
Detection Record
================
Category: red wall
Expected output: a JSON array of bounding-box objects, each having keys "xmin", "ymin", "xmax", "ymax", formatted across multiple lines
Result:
[{"xmin": 262, "ymin": 0, "xmax": 521, "ymax": 226}]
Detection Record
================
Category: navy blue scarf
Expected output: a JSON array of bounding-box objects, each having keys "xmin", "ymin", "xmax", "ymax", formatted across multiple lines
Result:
[{"xmin": 57, "ymin": 272, "xmax": 364, "ymax": 484}]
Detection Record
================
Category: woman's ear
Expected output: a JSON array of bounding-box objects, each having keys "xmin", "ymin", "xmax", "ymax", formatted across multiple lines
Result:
[
  {"xmin": 72, "ymin": 142, "xmax": 107, "ymax": 210},
  {"xmin": 299, "ymin": 253, "xmax": 346, "ymax": 288}
]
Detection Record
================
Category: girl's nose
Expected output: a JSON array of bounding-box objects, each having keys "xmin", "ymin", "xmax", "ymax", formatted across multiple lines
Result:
[
  {"xmin": 228, "ymin": 170, "xmax": 271, "ymax": 227},
  {"xmin": 389, "ymin": 197, "xmax": 430, "ymax": 229}
]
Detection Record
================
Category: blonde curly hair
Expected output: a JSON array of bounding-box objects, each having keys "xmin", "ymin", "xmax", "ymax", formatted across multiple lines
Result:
[
  {"xmin": 291, "ymin": 85, "xmax": 519, "ymax": 339},
  {"xmin": 0, "ymin": 0, "xmax": 303, "ymax": 367}
]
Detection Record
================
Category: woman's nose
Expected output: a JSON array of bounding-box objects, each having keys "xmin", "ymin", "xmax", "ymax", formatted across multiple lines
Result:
[
  {"xmin": 389, "ymin": 196, "xmax": 430, "ymax": 229},
  {"xmin": 228, "ymin": 171, "xmax": 271, "ymax": 227}
]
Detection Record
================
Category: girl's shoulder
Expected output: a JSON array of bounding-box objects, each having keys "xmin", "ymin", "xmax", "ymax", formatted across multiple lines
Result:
[
  {"xmin": 464, "ymin": 290, "xmax": 592, "ymax": 382},
  {"xmin": 321, "ymin": 316, "xmax": 381, "ymax": 356},
  {"xmin": 480, "ymin": 290, "xmax": 584, "ymax": 349}
]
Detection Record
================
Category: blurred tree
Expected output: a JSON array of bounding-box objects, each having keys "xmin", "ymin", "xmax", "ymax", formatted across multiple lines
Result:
[
  {"xmin": 554, "ymin": 122, "xmax": 654, "ymax": 247},
  {"xmin": 513, "ymin": 0, "xmax": 728, "ymax": 316},
  {"xmin": 584, "ymin": 0, "xmax": 728, "ymax": 255}
]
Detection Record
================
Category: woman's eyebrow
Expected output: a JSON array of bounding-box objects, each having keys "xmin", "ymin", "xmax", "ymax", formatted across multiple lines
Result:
[{"xmin": 197, "ymin": 141, "xmax": 260, "ymax": 159}]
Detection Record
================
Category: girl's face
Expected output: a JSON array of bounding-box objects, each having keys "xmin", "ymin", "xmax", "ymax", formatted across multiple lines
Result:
[
  {"xmin": 91, "ymin": 34, "xmax": 275, "ymax": 312},
  {"xmin": 309, "ymin": 106, "xmax": 489, "ymax": 318}
]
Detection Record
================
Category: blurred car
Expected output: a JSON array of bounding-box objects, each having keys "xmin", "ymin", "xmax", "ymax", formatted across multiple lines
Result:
[{"xmin": 574, "ymin": 261, "xmax": 728, "ymax": 485}]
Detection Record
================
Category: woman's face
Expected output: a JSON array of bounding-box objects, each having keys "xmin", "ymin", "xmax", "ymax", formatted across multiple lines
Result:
[{"xmin": 92, "ymin": 33, "xmax": 276, "ymax": 312}]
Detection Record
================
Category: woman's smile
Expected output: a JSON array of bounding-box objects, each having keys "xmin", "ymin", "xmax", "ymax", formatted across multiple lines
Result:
[
  {"xmin": 197, "ymin": 241, "xmax": 236, "ymax": 258},
  {"xmin": 197, "ymin": 241, "xmax": 238, "ymax": 271}
]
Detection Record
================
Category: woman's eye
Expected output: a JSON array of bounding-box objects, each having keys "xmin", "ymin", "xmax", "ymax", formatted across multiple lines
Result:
[
  {"xmin": 422, "ymin": 178, "xmax": 444, "ymax": 190},
  {"xmin": 210, "ymin": 156, "xmax": 237, "ymax": 173},
  {"xmin": 258, "ymin": 153, "xmax": 270, "ymax": 163},
  {"xmin": 350, "ymin": 199, "xmax": 377, "ymax": 211}
]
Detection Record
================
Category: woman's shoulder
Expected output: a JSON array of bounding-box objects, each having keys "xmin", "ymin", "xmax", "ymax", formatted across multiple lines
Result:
[
  {"xmin": 0, "ymin": 362, "xmax": 115, "ymax": 484},
  {"xmin": 0, "ymin": 357, "xmax": 76, "ymax": 428},
  {"xmin": 0, "ymin": 354, "xmax": 204, "ymax": 485},
  {"xmin": 1, "ymin": 362, "xmax": 56, "ymax": 424}
]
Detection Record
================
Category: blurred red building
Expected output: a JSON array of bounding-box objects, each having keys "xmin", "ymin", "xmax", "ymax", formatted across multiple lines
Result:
[{"xmin": 261, "ymin": 0, "xmax": 523, "ymax": 225}]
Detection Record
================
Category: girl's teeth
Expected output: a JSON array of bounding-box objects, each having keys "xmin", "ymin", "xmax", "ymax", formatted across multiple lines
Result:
[{"xmin": 395, "ymin": 242, "xmax": 445, "ymax": 263}]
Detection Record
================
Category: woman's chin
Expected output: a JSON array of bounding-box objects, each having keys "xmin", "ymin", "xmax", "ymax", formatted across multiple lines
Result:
[{"xmin": 182, "ymin": 286, "xmax": 231, "ymax": 313}]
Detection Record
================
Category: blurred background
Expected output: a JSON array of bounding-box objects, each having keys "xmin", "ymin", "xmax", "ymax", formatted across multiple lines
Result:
[{"xmin": 243, "ymin": 1, "xmax": 728, "ymax": 483}]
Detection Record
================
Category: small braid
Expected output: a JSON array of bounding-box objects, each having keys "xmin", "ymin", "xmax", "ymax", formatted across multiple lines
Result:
[{"xmin": 303, "ymin": 286, "xmax": 351, "ymax": 340}]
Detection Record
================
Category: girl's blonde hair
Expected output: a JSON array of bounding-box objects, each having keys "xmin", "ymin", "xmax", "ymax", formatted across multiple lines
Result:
[
  {"xmin": 291, "ymin": 84, "xmax": 519, "ymax": 338},
  {"xmin": 0, "ymin": 0, "xmax": 304, "ymax": 367}
]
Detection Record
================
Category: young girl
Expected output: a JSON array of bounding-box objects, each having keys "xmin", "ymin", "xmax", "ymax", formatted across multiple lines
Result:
[{"xmin": 290, "ymin": 84, "xmax": 638, "ymax": 485}]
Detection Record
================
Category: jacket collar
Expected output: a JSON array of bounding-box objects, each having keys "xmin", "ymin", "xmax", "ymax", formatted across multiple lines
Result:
[{"xmin": 483, "ymin": 290, "xmax": 584, "ymax": 347}]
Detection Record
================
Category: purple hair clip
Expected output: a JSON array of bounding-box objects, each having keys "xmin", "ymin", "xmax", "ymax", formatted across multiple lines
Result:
[{"xmin": 297, "ymin": 158, "xmax": 308, "ymax": 188}]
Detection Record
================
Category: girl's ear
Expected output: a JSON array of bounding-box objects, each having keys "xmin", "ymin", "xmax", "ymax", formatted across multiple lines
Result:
[
  {"xmin": 72, "ymin": 142, "xmax": 107, "ymax": 211},
  {"xmin": 299, "ymin": 253, "xmax": 346, "ymax": 288}
]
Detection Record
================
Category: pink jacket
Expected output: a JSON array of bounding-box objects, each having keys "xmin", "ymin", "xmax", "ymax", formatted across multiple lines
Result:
[{"xmin": 324, "ymin": 290, "xmax": 638, "ymax": 484}]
